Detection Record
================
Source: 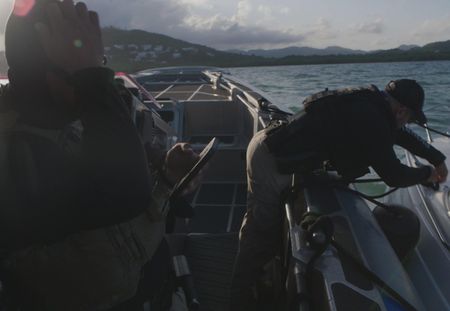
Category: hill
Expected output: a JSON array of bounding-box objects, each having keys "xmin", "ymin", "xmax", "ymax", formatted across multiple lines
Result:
[
  {"xmin": 421, "ymin": 40, "xmax": 450, "ymax": 53},
  {"xmin": 102, "ymin": 27, "xmax": 268, "ymax": 72},
  {"xmin": 102, "ymin": 29, "xmax": 450, "ymax": 71},
  {"xmin": 230, "ymin": 46, "xmax": 366, "ymax": 58},
  {"xmin": 0, "ymin": 28, "xmax": 449, "ymax": 73}
]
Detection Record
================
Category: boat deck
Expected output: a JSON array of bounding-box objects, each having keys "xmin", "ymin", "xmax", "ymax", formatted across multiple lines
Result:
[
  {"xmin": 133, "ymin": 68, "xmax": 264, "ymax": 311},
  {"xmin": 140, "ymin": 74, "xmax": 229, "ymax": 102},
  {"xmin": 178, "ymin": 182, "xmax": 247, "ymax": 234}
]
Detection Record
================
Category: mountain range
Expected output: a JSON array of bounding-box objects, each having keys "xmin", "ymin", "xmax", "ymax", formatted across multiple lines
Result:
[
  {"xmin": 0, "ymin": 27, "xmax": 449, "ymax": 74},
  {"xmin": 228, "ymin": 46, "xmax": 368, "ymax": 58}
]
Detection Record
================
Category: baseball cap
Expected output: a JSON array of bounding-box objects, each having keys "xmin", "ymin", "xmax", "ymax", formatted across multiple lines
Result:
[{"xmin": 385, "ymin": 79, "xmax": 426, "ymax": 125}]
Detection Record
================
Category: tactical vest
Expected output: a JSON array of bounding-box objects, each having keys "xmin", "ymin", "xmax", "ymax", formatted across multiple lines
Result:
[
  {"xmin": 265, "ymin": 85, "xmax": 383, "ymax": 179},
  {"xmin": 302, "ymin": 84, "xmax": 380, "ymax": 113}
]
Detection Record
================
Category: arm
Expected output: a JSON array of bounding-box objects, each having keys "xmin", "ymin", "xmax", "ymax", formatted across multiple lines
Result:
[
  {"xmin": 35, "ymin": 2, "xmax": 151, "ymax": 229},
  {"xmin": 369, "ymin": 143, "xmax": 432, "ymax": 187},
  {"xmin": 396, "ymin": 126, "xmax": 446, "ymax": 166},
  {"xmin": 359, "ymin": 111, "xmax": 432, "ymax": 187},
  {"xmin": 73, "ymin": 68, "xmax": 151, "ymax": 228}
]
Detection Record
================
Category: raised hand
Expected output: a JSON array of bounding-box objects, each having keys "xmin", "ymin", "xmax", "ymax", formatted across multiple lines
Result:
[
  {"xmin": 34, "ymin": 0, "xmax": 104, "ymax": 74},
  {"xmin": 163, "ymin": 143, "xmax": 200, "ymax": 186}
]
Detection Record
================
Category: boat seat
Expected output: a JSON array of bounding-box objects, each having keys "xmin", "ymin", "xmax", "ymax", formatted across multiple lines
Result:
[{"xmin": 182, "ymin": 100, "xmax": 245, "ymax": 146}]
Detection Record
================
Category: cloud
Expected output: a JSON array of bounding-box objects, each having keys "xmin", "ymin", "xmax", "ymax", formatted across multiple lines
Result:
[
  {"xmin": 84, "ymin": 0, "xmax": 304, "ymax": 50},
  {"xmin": 354, "ymin": 18, "xmax": 385, "ymax": 34},
  {"xmin": 233, "ymin": 0, "xmax": 252, "ymax": 25},
  {"xmin": 411, "ymin": 17, "xmax": 450, "ymax": 43},
  {"xmin": 180, "ymin": 0, "xmax": 211, "ymax": 6},
  {"xmin": 0, "ymin": 1, "xmax": 13, "ymax": 32},
  {"xmin": 303, "ymin": 18, "xmax": 337, "ymax": 43},
  {"xmin": 84, "ymin": 0, "xmax": 188, "ymax": 34},
  {"xmin": 280, "ymin": 7, "xmax": 290, "ymax": 15},
  {"xmin": 257, "ymin": 5, "xmax": 273, "ymax": 19},
  {"xmin": 181, "ymin": 14, "xmax": 303, "ymax": 49},
  {"xmin": 0, "ymin": 1, "xmax": 14, "ymax": 50},
  {"xmin": 0, "ymin": 0, "xmax": 304, "ymax": 51},
  {"xmin": 189, "ymin": 25, "xmax": 303, "ymax": 49}
]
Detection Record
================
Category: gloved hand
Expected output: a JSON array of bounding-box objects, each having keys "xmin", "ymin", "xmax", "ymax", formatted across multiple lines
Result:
[
  {"xmin": 34, "ymin": 0, "xmax": 104, "ymax": 75},
  {"xmin": 434, "ymin": 162, "xmax": 448, "ymax": 183},
  {"xmin": 163, "ymin": 143, "xmax": 207, "ymax": 195}
]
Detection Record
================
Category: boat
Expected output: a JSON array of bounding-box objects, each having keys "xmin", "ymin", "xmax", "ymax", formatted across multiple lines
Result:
[
  {"xmin": 117, "ymin": 67, "xmax": 450, "ymax": 311},
  {"xmin": 127, "ymin": 66, "xmax": 290, "ymax": 311},
  {"xmin": 384, "ymin": 133, "xmax": 450, "ymax": 310},
  {"xmin": 0, "ymin": 66, "xmax": 446, "ymax": 310}
]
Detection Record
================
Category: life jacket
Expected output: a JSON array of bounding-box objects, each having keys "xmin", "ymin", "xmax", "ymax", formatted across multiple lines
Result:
[{"xmin": 0, "ymin": 85, "xmax": 169, "ymax": 310}]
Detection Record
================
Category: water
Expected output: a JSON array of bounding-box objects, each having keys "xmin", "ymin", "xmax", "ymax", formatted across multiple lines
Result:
[{"xmin": 228, "ymin": 61, "xmax": 450, "ymax": 135}]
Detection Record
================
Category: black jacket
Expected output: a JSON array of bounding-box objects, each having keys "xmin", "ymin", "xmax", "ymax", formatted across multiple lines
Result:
[
  {"xmin": 1, "ymin": 68, "xmax": 152, "ymax": 249},
  {"xmin": 267, "ymin": 85, "xmax": 445, "ymax": 187}
]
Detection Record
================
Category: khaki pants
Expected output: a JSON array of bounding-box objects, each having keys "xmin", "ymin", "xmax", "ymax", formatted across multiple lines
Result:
[{"xmin": 230, "ymin": 129, "xmax": 291, "ymax": 311}]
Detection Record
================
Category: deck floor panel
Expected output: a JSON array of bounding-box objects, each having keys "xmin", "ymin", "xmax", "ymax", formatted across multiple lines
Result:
[
  {"xmin": 196, "ymin": 184, "xmax": 235, "ymax": 205},
  {"xmin": 185, "ymin": 233, "xmax": 238, "ymax": 311},
  {"xmin": 188, "ymin": 183, "xmax": 247, "ymax": 234},
  {"xmin": 190, "ymin": 205, "xmax": 231, "ymax": 233}
]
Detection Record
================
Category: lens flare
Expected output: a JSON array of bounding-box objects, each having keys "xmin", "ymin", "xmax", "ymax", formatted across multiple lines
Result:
[
  {"xmin": 74, "ymin": 39, "xmax": 83, "ymax": 48},
  {"xmin": 13, "ymin": 0, "xmax": 36, "ymax": 17}
]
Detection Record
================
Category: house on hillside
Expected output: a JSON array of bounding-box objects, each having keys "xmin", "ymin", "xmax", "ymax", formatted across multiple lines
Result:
[
  {"xmin": 135, "ymin": 52, "xmax": 148, "ymax": 61},
  {"xmin": 143, "ymin": 44, "xmax": 153, "ymax": 51},
  {"xmin": 154, "ymin": 45, "xmax": 164, "ymax": 53},
  {"xmin": 182, "ymin": 47, "xmax": 198, "ymax": 53}
]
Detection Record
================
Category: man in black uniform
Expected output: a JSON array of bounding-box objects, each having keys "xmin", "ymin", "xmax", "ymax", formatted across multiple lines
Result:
[{"xmin": 230, "ymin": 80, "xmax": 448, "ymax": 310}]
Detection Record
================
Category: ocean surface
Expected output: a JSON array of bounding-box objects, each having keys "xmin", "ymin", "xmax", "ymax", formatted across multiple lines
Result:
[{"xmin": 228, "ymin": 61, "xmax": 450, "ymax": 135}]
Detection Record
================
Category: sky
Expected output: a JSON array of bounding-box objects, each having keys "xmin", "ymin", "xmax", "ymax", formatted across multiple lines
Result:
[{"xmin": 1, "ymin": 0, "xmax": 450, "ymax": 51}]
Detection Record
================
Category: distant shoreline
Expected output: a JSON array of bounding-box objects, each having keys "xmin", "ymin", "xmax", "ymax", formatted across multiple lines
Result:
[
  {"xmin": 108, "ymin": 57, "xmax": 450, "ymax": 73},
  {"xmin": 2, "ymin": 41, "xmax": 450, "ymax": 74},
  {"xmin": 2, "ymin": 27, "xmax": 449, "ymax": 73}
]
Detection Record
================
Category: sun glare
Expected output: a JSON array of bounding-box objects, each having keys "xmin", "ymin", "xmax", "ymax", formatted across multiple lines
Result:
[{"xmin": 13, "ymin": 0, "xmax": 35, "ymax": 17}]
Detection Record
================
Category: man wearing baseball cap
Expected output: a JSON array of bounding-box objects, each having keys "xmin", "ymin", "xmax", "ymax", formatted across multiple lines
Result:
[{"xmin": 231, "ymin": 78, "xmax": 448, "ymax": 310}]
